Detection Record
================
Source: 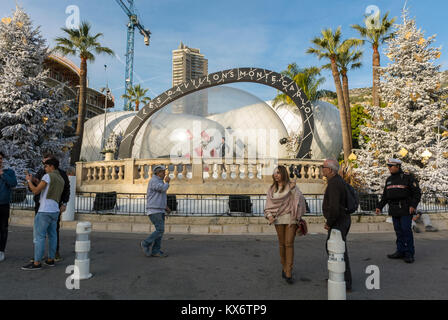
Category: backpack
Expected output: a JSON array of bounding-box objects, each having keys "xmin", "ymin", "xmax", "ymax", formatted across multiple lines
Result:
[{"xmin": 344, "ymin": 182, "xmax": 359, "ymax": 214}]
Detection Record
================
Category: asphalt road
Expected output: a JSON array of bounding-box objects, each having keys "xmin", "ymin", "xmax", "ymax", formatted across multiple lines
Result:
[{"xmin": 1, "ymin": 226, "xmax": 447, "ymax": 300}]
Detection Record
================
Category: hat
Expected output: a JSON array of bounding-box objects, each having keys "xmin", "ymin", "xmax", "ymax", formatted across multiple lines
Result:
[
  {"xmin": 387, "ymin": 158, "xmax": 402, "ymax": 165},
  {"xmin": 153, "ymin": 165, "xmax": 166, "ymax": 173}
]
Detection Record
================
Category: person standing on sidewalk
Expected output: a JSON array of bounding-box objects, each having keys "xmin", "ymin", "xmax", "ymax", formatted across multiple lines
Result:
[
  {"xmin": 0, "ymin": 151, "xmax": 18, "ymax": 262},
  {"xmin": 264, "ymin": 165, "xmax": 306, "ymax": 284},
  {"xmin": 375, "ymin": 158, "xmax": 421, "ymax": 263},
  {"xmin": 141, "ymin": 165, "xmax": 171, "ymax": 258},
  {"xmin": 322, "ymin": 159, "xmax": 352, "ymax": 292},
  {"xmin": 29, "ymin": 153, "xmax": 70, "ymax": 262},
  {"xmin": 22, "ymin": 158, "xmax": 64, "ymax": 270}
]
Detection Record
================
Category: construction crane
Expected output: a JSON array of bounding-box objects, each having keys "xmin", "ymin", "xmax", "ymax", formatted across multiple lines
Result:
[{"xmin": 115, "ymin": 0, "xmax": 151, "ymax": 110}]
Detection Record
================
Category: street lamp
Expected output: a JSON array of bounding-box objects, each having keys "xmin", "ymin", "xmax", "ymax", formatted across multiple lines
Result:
[{"xmin": 100, "ymin": 65, "xmax": 111, "ymax": 153}]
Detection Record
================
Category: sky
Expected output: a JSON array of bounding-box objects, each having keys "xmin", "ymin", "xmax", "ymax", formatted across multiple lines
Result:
[{"xmin": 2, "ymin": 0, "xmax": 448, "ymax": 111}]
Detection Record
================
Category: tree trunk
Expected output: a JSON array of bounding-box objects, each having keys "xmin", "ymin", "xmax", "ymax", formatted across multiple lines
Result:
[
  {"xmin": 135, "ymin": 100, "xmax": 139, "ymax": 111},
  {"xmin": 372, "ymin": 44, "xmax": 381, "ymax": 107},
  {"xmin": 341, "ymin": 70, "xmax": 353, "ymax": 149},
  {"xmin": 71, "ymin": 57, "xmax": 87, "ymax": 165},
  {"xmin": 330, "ymin": 58, "xmax": 351, "ymax": 162}
]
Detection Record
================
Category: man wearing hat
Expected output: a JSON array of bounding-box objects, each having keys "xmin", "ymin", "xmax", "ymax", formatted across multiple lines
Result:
[
  {"xmin": 141, "ymin": 165, "xmax": 171, "ymax": 257},
  {"xmin": 375, "ymin": 158, "xmax": 421, "ymax": 263}
]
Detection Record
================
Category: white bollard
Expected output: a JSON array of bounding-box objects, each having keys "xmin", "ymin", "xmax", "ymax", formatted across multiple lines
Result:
[
  {"xmin": 75, "ymin": 221, "xmax": 93, "ymax": 280},
  {"xmin": 62, "ymin": 175, "xmax": 76, "ymax": 221},
  {"xmin": 327, "ymin": 229, "xmax": 346, "ymax": 300}
]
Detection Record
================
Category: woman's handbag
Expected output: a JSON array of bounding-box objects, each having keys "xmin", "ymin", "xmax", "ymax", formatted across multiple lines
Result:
[{"xmin": 296, "ymin": 218, "xmax": 308, "ymax": 236}]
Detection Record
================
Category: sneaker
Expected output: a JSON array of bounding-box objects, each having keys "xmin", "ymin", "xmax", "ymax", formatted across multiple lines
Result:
[
  {"xmin": 21, "ymin": 262, "xmax": 42, "ymax": 270},
  {"xmin": 54, "ymin": 253, "xmax": 63, "ymax": 262},
  {"xmin": 0, "ymin": 251, "xmax": 4, "ymax": 262},
  {"xmin": 44, "ymin": 259, "xmax": 55, "ymax": 267},
  {"xmin": 387, "ymin": 252, "xmax": 405, "ymax": 259},
  {"xmin": 425, "ymin": 225, "xmax": 438, "ymax": 232},
  {"xmin": 151, "ymin": 251, "xmax": 168, "ymax": 258},
  {"xmin": 412, "ymin": 225, "xmax": 421, "ymax": 233},
  {"xmin": 140, "ymin": 241, "xmax": 151, "ymax": 257}
]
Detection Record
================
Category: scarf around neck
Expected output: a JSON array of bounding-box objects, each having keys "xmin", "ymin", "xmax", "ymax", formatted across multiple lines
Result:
[{"xmin": 264, "ymin": 184, "xmax": 305, "ymax": 225}]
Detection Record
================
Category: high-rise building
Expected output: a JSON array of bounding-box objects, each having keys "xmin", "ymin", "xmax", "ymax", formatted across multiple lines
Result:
[
  {"xmin": 172, "ymin": 42, "xmax": 208, "ymax": 116},
  {"xmin": 172, "ymin": 42, "xmax": 208, "ymax": 86}
]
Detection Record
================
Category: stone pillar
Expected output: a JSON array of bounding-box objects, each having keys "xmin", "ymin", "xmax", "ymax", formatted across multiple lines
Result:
[
  {"xmin": 124, "ymin": 158, "xmax": 135, "ymax": 185},
  {"xmin": 75, "ymin": 162, "xmax": 83, "ymax": 191}
]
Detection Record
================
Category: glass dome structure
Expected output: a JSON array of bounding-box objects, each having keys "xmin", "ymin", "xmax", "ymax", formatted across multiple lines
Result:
[
  {"xmin": 269, "ymin": 100, "xmax": 342, "ymax": 159},
  {"xmin": 81, "ymin": 86, "xmax": 341, "ymax": 161},
  {"xmin": 80, "ymin": 111, "xmax": 136, "ymax": 161}
]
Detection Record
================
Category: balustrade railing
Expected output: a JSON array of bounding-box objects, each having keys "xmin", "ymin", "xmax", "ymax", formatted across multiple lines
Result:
[{"xmin": 77, "ymin": 158, "xmax": 325, "ymax": 192}]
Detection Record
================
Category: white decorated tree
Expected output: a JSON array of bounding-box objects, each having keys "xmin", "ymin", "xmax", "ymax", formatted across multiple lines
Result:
[
  {"xmin": 354, "ymin": 8, "xmax": 448, "ymax": 194},
  {"xmin": 0, "ymin": 7, "xmax": 75, "ymax": 182}
]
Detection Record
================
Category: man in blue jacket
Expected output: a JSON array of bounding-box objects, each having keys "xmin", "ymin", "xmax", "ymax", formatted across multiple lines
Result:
[
  {"xmin": 0, "ymin": 151, "xmax": 18, "ymax": 262},
  {"xmin": 140, "ymin": 165, "xmax": 171, "ymax": 257}
]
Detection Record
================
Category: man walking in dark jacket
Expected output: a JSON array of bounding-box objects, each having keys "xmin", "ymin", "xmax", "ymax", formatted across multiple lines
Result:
[
  {"xmin": 0, "ymin": 151, "xmax": 18, "ymax": 262},
  {"xmin": 322, "ymin": 158, "xmax": 352, "ymax": 291},
  {"xmin": 30, "ymin": 153, "xmax": 70, "ymax": 261},
  {"xmin": 376, "ymin": 158, "xmax": 421, "ymax": 263}
]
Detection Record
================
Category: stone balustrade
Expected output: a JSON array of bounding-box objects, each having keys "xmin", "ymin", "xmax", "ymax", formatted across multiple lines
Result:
[{"xmin": 76, "ymin": 158, "xmax": 325, "ymax": 194}]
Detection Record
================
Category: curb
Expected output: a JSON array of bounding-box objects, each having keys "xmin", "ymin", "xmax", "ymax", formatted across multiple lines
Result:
[{"xmin": 9, "ymin": 209, "xmax": 448, "ymax": 235}]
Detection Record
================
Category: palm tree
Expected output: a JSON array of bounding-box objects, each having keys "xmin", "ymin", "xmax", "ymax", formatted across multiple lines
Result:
[
  {"xmin": 352, "ymin": 12, "xmax": 396, "ymax": 107},
  {"xmin": 322, "ymin": 40, "xmax": 364, "ymax": 148},
  {"xmin": 273, "ymin": 63, "xmax": 326, "ymax": 106},
  {"xmin": 121, "ymin": 84, "xmax": 151, "ymax": 111},
  {"xmin": 54, "ymin": 21, "xmax": 114, "ymax": 164},
  {"xmin": 306, "ymin": 27, "xmax": 352, "ymax": 161}
]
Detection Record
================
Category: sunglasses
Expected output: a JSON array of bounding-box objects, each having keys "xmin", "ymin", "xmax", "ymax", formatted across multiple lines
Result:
[{"xmin": 387, "ymin": 164, "xmax": 397, "ymax": 167}]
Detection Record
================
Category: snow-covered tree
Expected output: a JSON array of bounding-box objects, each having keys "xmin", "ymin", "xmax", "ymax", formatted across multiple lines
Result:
[
  {"xmin": 0, "ymin": 7, "xmax": 75, "ymax": 182},
  {"xmin": 420, "ymin": 130, "xmax": 448, "ymax": 196},
  {"xmin": 354, "ymin": 8, "xmax": 448, "ymax": 194}
]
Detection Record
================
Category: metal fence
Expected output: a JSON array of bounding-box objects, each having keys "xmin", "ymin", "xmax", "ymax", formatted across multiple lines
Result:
[{"xmin": 10, "ymin": 190, "xmax": 448, "ymax": 217}]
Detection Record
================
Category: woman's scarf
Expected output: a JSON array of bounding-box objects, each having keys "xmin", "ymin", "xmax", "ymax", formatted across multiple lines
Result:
[{"xmin": 264, "ymin": 184, "xmax": 306, "ymax": 225}]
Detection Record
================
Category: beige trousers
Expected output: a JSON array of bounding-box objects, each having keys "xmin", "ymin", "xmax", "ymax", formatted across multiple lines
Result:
[{"xmin": 275, "ymin": 224, "xmax": 298, "ymax": 278}]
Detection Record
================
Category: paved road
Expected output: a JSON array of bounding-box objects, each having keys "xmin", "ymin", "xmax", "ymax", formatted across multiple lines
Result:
[{"xmin": 1, "ymin": 226, "xmax": 447, "ymax": 300}]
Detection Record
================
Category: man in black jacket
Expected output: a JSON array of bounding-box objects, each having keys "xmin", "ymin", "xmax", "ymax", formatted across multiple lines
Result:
[
  {"xmin": 322, "ymin": 159, "xmax": 352, "ymax": 291},
  {"xmin": 376, "ymin": 158, "xmax": 421, "ymax": 263},
  {"xmin": 30, "ymin": 153, "xmax": 70, "ymax": 261}
]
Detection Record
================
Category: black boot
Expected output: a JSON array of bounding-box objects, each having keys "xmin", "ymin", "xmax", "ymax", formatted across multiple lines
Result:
[{"xmin": 387, "ymin": 252, "xmax": 405, "ymax": 259}]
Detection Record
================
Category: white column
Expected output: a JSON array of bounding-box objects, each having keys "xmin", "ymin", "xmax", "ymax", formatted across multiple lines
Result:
[
  {"xmin": 74, "ymin": 222, "xmax": 93, "ymax": 280},
  {"xmin": 62, "ymin": 175, "xmax": 76, "ymax": 221},
  {"xmin": 327, "ymin": 229, "xmax": 346, "ymax": 300}
]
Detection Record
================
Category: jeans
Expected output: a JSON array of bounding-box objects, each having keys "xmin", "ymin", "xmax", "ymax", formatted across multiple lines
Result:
[
  {"xmin": 35, "ymin": 204, "xmax": 62, "ymax": 254},
  {"xmin": 0, "ymin": 204, "xmax": 10, "ymax": 252},
  {"xmin": 392, "ymin": 215, "xmax": 415, "ymax": 257},
  {"xmin": 33, "ymin": 211, "xmax": 59, "ymax": 262},
  {"xmin": 143, "ymin": 212, "xmax": 165, "ymax": 254}
]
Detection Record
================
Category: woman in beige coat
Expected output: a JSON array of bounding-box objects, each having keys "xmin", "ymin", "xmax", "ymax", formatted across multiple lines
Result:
[{"xmin": 264, "ymin": 165, "xmax": 306, "ymax": 284}]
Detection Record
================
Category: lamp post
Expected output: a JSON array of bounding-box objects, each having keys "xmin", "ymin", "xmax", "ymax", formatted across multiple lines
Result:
[{"xmin": 100, "ymin": 65, "xmax": 111, "ymax": 154}]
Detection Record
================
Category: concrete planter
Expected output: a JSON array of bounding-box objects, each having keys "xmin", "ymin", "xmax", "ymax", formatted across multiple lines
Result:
[{"xmin": 104, "ymin": 152, "xmax": 114, "ymax": 161}]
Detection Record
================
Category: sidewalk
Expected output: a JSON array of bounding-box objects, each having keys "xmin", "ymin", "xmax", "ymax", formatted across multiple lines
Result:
[
  {"xmin": 9, "ymin": 209, "xmax": 448, "ymax": 235},
  {"xmin": 1, "ymin": 226, "xmax": 447, "ymax": 300}
]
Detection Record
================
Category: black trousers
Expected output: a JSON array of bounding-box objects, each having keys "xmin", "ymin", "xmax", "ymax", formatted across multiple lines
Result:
[
  {"xmin": 0, "ymin": 204, "xmax": 10, "ymax": 252},
  {"xmin": 326, "ymin": 214, "xmax": 352, "ymax": 290},
  {"xmin": 35, "ymin": 203, "xmax": 61, "ymax": 253}
]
